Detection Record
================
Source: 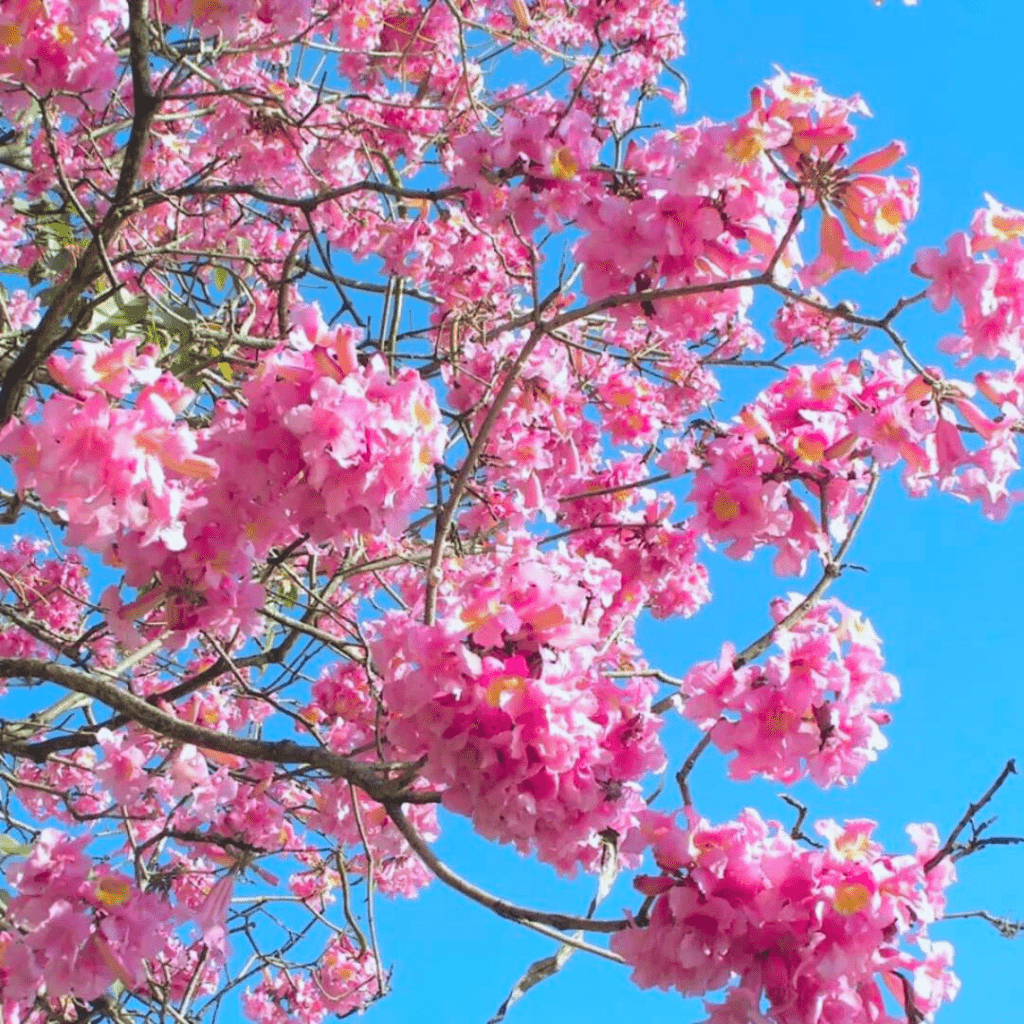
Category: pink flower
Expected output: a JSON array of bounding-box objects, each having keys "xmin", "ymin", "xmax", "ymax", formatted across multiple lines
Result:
[
  {"xmin": 912, "ymin": 232, "xmax": 995, "ymax": 314},
  {"xmin": 95, "ymin": 728, "xmax": 153, "ymax": 804},
  {"xmin": 803, "ymin": 212, "xmax": 874, "ymax": 285},
  {"xmin": 4, "ymin": 831, "xmax": 175, "ymax": 1005},
  {"xmin": 970, "ymin": 193, "xmax": 1024, "ymax": 251},
  {"xmin": 373, "ymin": 555, "xmax": 666, "ymax": 873}
]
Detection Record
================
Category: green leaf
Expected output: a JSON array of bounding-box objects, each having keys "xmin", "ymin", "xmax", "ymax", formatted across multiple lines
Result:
[
  {"xmin": 89, "ymin": 295, "xmax": 150, "ymax": 334},
  {"xmin": 0, "ymin": 834, "xmax": 33, "ymax": 857},
  {"xmin": 42, "ymin": 249, "xmax": 74, "ymax": 276},
  {"xmin": 46, "ymin": 220, "xmax": 75, "ymax": 245}
]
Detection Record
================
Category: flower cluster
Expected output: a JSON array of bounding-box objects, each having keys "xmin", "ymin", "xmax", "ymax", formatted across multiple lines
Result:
[
  {"xmin": 223, "ymin": 306, "xmax": 447, "ymax": 543},
  {"xmin": 0, "ymin": 538, "xmax": 90, "ymax": 663},
  {"xmin": 738, "ymin": 70, "xmax": 919, "ymax": 284},
  {"xmin": 242, "ymin": 937, "xmax": 380, "ymax": 1024},
  {"xmin": 2, "ymin": 310, "xmax": 447, "ymax": 642},
  {"xmin": 0, "ymin": 0, "xmax": 1019, "ymax": 1018},
  {"xmin": 299, "ymin": 661, "xmax": 439, "ymax": 898},
  {"xmin": 688, "ymin": 344, "xmax": 1022, "ymax": 573},
  {"xmin": 0, "ymin": 345, "xmax": 216, "ymax": 557},
  {"xmin": 375, "ymin": 627, "xmax": 663, "ymax": 873},
  {"xmin": 484, "ymin": 0, "xmax": 686, "ymax": 130},
  {"xmin": 559, "ymin": 459, "xmax": 712, "ymax": 620},
  {"xmin": 0, "ymin": 0, "xmax": 124, "ymax": 113},
  {"xmin": 772, "ymin": 294, "xmax": 857, "ymax": 355},
  {"xmin": 679, "ymin": 598, "xmax": 899, "ymax": 786},
  {"xmin": 1, "ymin": 830, "xmax": 176, "ymax": 1007},
  {"xmin": 913, "ymin": 195, "xmax": 1024, "ymax": 372},
  {"xmin": 371, "ymin": 544, "xmax": 665, "ymax": 872},
  {"xmin": 612, "ymin": 809, "xmax": 958, "ymax": 1024}
]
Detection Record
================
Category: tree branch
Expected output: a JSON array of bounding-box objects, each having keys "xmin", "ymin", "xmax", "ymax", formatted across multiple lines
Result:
[
  {"xmin": 0, "ymin": 658, "xmax": 434, "ymax": 805},
  {"xmin": 383, "ymin": 802, "xmax": 629, "ymax": 936},
  {"xmin": 925, "ymin": 759, "xmax": 1018, "ymax": 872},
  {"xmin": 0, "ymin": 0, "xmax": 160, "ymax": 425}
]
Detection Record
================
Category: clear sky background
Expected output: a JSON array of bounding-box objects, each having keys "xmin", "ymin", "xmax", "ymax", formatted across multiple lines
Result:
[{"xmin": 355, "ymin": 3, "xmax": 1024, "ymax": 1023}]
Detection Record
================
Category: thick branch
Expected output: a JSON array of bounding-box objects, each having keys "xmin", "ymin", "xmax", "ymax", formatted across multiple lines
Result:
[
  {"xmin": 6, "ymin": 645, "xmax": 289, "ymax": 760},
  {"xmin": 0, "ymin": 658, "xmax": 433, "ymax": 805},
  {"xmin": 0, "ymin": 0, "xmax": 160, "ymax": 425}
]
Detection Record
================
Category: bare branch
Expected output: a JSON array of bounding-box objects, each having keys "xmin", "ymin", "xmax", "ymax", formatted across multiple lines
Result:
[
  {"xmin": 733, "ymin": 465, "xmax": 879, "ymax": 670},
  {"xmin": 925, "ymin": 759, "xmax": 1019, "ymax": 872},
  {"xmin": 944, "ymin": 909, "xmax": 1023, "ymax": 939},
  {"xmin": 675, "ymin": 732, "xmax": 713, "ymax": 807},
  {"xmin": 0, "ymin": 658, "xmax": 432, "ymax": 805},
  {"xmin": 383, "ymin": 802, "xmax": 629, "ymax": 937},
  {"xmin": 424, "ymin": 329, "xmax": 543, "ymax": 625}
]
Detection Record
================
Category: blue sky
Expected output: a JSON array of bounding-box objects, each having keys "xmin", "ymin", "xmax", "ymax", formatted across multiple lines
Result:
[{"xmin": 359, "ymin": 3, "xmax": 1024, "ymax": 1023}]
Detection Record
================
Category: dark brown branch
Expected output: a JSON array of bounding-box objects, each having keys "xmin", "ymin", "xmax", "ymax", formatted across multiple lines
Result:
[
  {"xmin": 892, "ymin": 971, "xmax": 925, "ymax": 1024},
  {"xmin": 0, "ymin": 0, "xmax": 160, "ymax": 425},
  {"xmin": 174, "ymin": 179, "xmax": 464, "ymax": 213},
  {"xmin": 675, "ymin": 732, "xmax": 712, "ymax": 807},
  {"xmin": 423, "ymin": 329, "xmax": 543, "ymax": 625},
  {"xmin": 650, "ymin": 466, "xmax": 880, "ymax": 717},
  {"xmin": 779, "ymin": 794, "xmax": 824, "ymax": 848},
  {"xmin": 0, "ymin": 658, "xmax": 434, "ymax": 805},
  {"xmin": 383, "ymin": 802, "xmax": 629, "ymax": 937},
  {"xmin": 925, "ymin": 759, "xmax": 1018, "ymax": 872},
  {"xmin": 558, "ymin": 473, "xmax": 671, "ymax": 503},
  {"xmin": 6, "ymin": 646, "xmax": 285, "ymax": 760},
  {"xmin": 733, "ymin": 465, "xmax": 879, "ymax": 670}
]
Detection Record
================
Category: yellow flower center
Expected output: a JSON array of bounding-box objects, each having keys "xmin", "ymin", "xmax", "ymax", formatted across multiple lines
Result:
[
  {"xmin": 832, "ymin": 882, "xmax": 871, "ymax": 915},
  {"xmin": 874, "ymin": 200, "xmax": 903, "ymax": 235},
  {"xmin": 551, "ymin": 146, "xmax": 578, "ymax": 181},
  {"xmin": 712, "ymin": 492, "xmax": 740, "ymax": 524},
  {"xmin": 413, "ymin": 398, "xmax": 435, "ymax": 427},
  {"xmin": 835, "ymin": 831, "xmax": 871, "ymax": 861},
  {"xmin": 796, "ymin": 437, "xmax": 825, "ymax": 463},
  {"xmin": 461, "ymin": 598, "xmax": 500, "ymax": 634},
  {"xmin": 990, "ymin": 214, "xmax": 1024, "ymax": 241},
  {"xmin": 727, "ymin": 131, "xmax": 764, "ymax": 165},
  {"xmin": 95, "ymin": 877, "xmax": 132, "ymax": 907},
  {"xmin": 783, "ymin": 82, "xmax": 817, "ymax": 103},
  {"xmin": 483, "ymin": 673, "xmax": 527, "ymax": 707}
]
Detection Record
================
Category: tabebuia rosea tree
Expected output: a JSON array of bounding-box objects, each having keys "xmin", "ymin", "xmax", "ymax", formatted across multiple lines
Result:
[{"xmin": 0, "ymin": 0, "xmax": 1018, "ymax": 1022}]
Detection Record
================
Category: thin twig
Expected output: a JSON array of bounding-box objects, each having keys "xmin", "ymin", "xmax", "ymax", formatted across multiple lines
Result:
[
  {"xmin": 925, "ymin": 759, "xmax": 1018, "ymax": 872},
  {"xmin": 675, "ymin": 732, "xmax": 713, "ymax": 807},
  {"xmin": 383, "ymin": 803, "xmax": 629, "ymax": 935},
  {"xmin": 943, "ymin": 909, "xmax": 1022, "ymax": 938},
  {"xmin": 733, "ymin": 465, "xmax": 879, "ymax": 670}
]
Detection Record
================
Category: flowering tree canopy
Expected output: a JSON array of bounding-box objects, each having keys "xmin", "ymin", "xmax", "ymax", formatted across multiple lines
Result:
[{"xmin": 0, "ymin": 2, "xmax": 1019, "ymax": 1023}]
